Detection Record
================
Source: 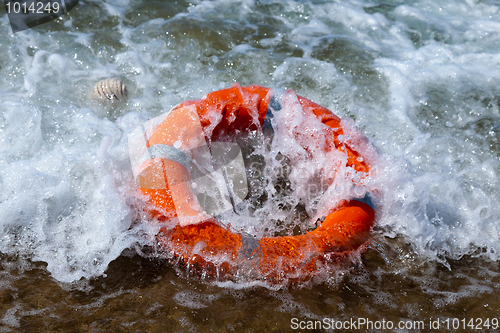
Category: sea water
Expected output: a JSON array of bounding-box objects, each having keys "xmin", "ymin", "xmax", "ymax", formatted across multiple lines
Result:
[{"xmin": 1, "ymin": 0, "xmax": 499, "ymax": 331}]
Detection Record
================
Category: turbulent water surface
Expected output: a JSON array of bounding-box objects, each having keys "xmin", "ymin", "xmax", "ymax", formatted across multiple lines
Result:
[{"xmin": 1, "ymin": 0, "xmax": 500, "ymax": 331}]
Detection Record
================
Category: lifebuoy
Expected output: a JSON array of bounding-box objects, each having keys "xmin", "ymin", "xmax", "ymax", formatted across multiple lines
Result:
[{"xmin": 128, "ymin": 84, "xmax": 376, "ymax": 283}]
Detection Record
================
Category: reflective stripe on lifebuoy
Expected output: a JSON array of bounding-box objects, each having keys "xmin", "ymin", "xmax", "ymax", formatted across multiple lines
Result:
[{"xmin": 129, "ymin": 84, "xmax": 376, "ymax": 282}]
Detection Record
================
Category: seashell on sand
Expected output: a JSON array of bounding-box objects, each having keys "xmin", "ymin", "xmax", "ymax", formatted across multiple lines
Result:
[{"xmin": 92, "ymin": 78, "xmax": 128, "ymax": 102}]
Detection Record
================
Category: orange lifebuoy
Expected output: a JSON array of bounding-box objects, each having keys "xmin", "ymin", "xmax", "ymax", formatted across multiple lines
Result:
[{"xmin": 129, "ymin": 84, "xmax": 376, "ymax": 283}]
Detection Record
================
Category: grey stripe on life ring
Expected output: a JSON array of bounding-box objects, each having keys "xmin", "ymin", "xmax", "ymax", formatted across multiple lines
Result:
[
  {"xmin": 263, "ymin": 89, "xmax": 285, "ymax": 130},
  {"xmin": 352, "ymin": 192, "xmax": 376, "ymax": 210},
  {"xmin": 141, "ymin": 144, "xmax": 191, "ymax": 170}
]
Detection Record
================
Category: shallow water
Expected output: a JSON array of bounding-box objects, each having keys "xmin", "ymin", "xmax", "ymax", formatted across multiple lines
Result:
[{"xmin": 1, "ymin": 0, "xmax": 500, "ymax": 331}]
